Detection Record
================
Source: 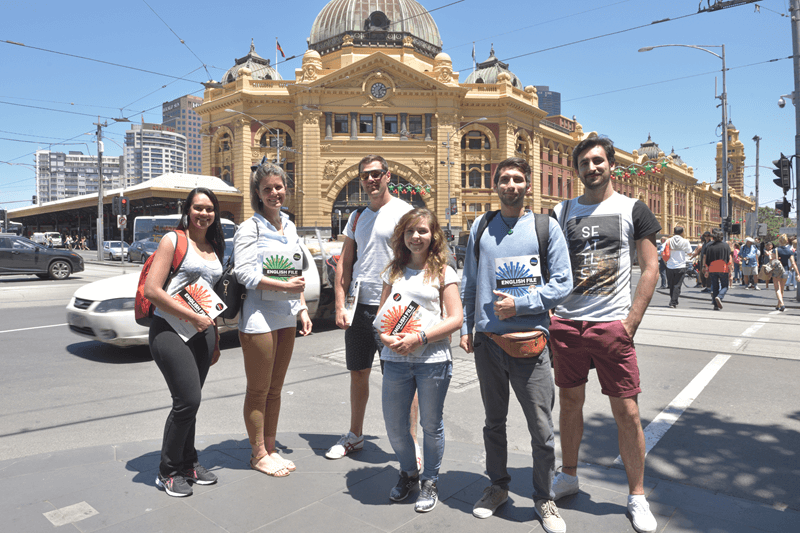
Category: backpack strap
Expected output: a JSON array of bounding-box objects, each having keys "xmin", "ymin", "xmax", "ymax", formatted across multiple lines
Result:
[
  {"xmin": 473, "ymin": 210, "xmax": 500, "ymax": 264},
  {"xmin": 171, "ymin": 230, "xmax": 189, "ymax": 273},
  {"xmin": 533, "ymin": 214, "xmax": 550, "ymax": 284}
]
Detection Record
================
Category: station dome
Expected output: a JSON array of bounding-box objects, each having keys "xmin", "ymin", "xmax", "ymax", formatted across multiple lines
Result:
[
  {"xmin": 308, "ymin": 0, "xmax": 443, "ymax": 58},
  {"xmin": 222, "ymin": 40, "xmax": 282, "ymax": 84},
  {"xmin": 638, "ymin": 134, "xmax": 662, "ymax": 161},
  {"xmin": 464, "ymin": 45, "xmax": 523, "ymax": 89},
  {"xmin": 668, "ymin": 147, "xmax": 685, "ymax": 166}
]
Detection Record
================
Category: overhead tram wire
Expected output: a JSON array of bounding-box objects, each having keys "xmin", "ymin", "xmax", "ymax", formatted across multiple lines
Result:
[
  {"xmin": 141, "ymin": 0, "xmax": 213, "ymax": 81},
  {"xmin": 445, "ymin": 0, "xmax": 635, "ymax": 51},
  {"xmin": 563, "ymin": 55, "xmax": 794, "ymax": 102},
  {"xmin": 387, "ymin": 0, "xmax": 465, "ymax": 28},
  {"xmin": 454, "ymin": 9, "xmax": 704, "ymax": 72},
  {"xmin": 1, "ymin": 39, "xmax": 205, "ymax": 83}
]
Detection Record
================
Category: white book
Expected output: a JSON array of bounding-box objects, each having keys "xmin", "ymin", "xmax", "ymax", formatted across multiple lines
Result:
[
  {"xmin": 163, "ymin": 276, "xmax": 227, "ymax": 342},
  {"xmin": 344, "ymin": 280, "xmax": 361, "ymax": 326},
  {"xmin": 372, "ymin": 289, "xmax": 441, "ymax": 356},
  {"xmin": 260, "ymin": 243, "xmax": 304, "ymax": 301},
  {"xmin": 494, "ymin": 255, "xmax": 542, "ymax": 297}
]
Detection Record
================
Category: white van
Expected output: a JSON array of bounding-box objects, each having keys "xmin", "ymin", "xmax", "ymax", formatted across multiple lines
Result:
[{"xmin": 31, "ymin": 232, "xmax": 63, "ymax": 247}]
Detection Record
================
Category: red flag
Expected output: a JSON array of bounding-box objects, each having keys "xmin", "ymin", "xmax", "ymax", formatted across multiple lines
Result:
[{"xmin": 276, "ymin": 41, "xmax": 285, "ymax": 58}]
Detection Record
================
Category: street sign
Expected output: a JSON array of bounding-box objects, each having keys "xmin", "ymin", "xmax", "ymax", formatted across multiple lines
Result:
[{"xmin": 117, "ymin": 215, "xmax": 127, "ymax": 229}]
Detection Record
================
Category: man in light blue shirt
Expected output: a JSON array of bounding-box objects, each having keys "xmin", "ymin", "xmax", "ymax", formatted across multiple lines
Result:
[
  {"xmin": 460, "ymin": 157, "xmax": 572, "ymax": 533},
  {"xmin": 741, "ymin": 237, "xmax": 759, "ymax": 289}
]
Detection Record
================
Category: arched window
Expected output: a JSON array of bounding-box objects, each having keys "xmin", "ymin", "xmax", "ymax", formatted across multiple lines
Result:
[
  {"xmin": 219, "ymin": 133, "xmax": 231, "ymax": 152},
  {"xmin": 460, "ymin": 131, "xmax": 492, "ymax": 190},
  {"xmin": 260, "ymin": 129, "xmax": 292, "ymax": 148}
]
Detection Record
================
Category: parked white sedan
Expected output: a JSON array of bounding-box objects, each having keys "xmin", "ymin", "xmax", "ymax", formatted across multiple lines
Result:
[{"xmin": 66, "ymin": 243, "xmax": 321, "ymax": 347}]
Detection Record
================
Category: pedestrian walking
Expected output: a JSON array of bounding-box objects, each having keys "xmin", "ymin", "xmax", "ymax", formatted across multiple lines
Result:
[
  {"xmin": 741, "ymin": 237, "xmax": 759, "ymax": 289},
  {"xmin": 771, "ymin": 234, "xmax": 798, "ymax": 312},
  {"xmin": 702, "ymin": 229, "xmax": 732, "ymax": 310},
  {"xmin": 664, "ymin": 226, "xmax": 692, "ymax": 308},
  {"xmin": 657, "ymin": 236, "xmax": 668, "ymax": 289},
  {"xmin": 378, "ymin": 208, "xmax": 463, "ymax": 513},
  {"xmin": 233, "ymin": 161, "xmax": 313, "ymax": 477},
  {"xmin": 144, "ymin": 187, "xmax": 225, "ymax": 497}
]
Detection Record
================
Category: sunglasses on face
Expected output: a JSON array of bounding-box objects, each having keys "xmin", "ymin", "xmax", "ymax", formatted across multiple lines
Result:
[{"xmin": 359, "ymin": 170, "xmax": 386, "ymax": 181}]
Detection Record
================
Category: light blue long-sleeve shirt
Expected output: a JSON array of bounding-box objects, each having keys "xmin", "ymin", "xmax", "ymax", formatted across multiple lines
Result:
[{"xmin": 460, "ymin": 211, "xmax": 573, "ymax": 337}]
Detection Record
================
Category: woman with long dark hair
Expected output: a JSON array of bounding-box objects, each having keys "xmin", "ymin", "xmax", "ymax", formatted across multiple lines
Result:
[
  {"xmin": 234, "ymin": 162, "xmax": 312, "ymax": 478},
  {"xmin": 145, "ymin": 187, "xmax": 225, "ymax": 497},
  {"xmin": 377, "ymin": 208, "xmax": 463, "ymax": 513}
]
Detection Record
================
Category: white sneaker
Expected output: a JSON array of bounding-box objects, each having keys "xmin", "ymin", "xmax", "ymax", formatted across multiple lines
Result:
[
  {"xmin": 534, "ymin": 499, "xmax": 566, "ymax": 533},
  {"xmin": 627, "ymin": 495, "xmax": 657, "ymax": 533},
  {"xmin": 325, "ymin": 432, "xmax": 364, "ymax": 459},
  {"xmin": 552, "ymin": 471, "xmax": 579, "ymax": 500}
]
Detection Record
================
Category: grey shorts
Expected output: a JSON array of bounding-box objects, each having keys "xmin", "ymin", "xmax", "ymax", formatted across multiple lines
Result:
[{"xmin": 742, "ymin": 265, "xmax": 756, "ymax": 276}]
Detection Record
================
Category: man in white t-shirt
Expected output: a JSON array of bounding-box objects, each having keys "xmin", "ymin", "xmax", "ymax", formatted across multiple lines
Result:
[
  {"xmin": 664, "ymin": 226, "xmax": 692, "ymax": 308},
  {"xmin": 549, "ymin": 137, "xmax": 661, "ymax": 533},
  {"xmin": 327, "ymin": 155, "xmax": 413, "ymax": 460}
]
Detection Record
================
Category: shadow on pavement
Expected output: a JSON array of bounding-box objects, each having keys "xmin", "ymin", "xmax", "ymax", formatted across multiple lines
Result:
[{"xmin": 66, "ymin": 341, "xmax": 152, "ymax": 363}]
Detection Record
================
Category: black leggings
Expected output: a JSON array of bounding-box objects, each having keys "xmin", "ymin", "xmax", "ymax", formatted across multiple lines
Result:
[{"xmin": 149, "ymin": 316, "xmax": 214, "ymax": 477}]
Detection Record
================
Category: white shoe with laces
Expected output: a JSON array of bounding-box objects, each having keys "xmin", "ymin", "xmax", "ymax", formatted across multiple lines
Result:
[
  {"xmin": 325, "ymin": 431, "xmax": 364, "ymax": 459},
  {"xmin": 551, "ymin": 470, "xmax": 579, "ymax": 500},
  {"xmin": 627, "ymin": 495, "xmax": 657, "ymax": 533}
]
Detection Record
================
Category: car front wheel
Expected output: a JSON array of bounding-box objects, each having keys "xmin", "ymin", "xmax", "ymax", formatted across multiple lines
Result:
[
  {"xmin": 457, "ymin": 258, "xmax": 464, "ymax": 270},
  {"xmin": 49, "ymin": 260, "xmax": 72, "ymax": 280},
  {"xmin": 141, "ymin": 253, "xmax": 148, "ymax": 264}
]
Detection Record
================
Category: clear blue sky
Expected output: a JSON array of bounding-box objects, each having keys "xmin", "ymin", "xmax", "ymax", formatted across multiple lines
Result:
[{"xmin": 1, "ymin": 0, "xmax": 795, "ymax": 215}]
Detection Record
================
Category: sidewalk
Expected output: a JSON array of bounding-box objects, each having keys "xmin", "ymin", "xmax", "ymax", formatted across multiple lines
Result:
[{"xmin": 2, "ymin": 431, "xmax": 796, "ymax": 532}]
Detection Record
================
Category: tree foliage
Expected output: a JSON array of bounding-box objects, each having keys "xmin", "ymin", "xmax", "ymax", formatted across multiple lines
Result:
[{"xmin": 757, "ymin": 206, "xmax": 796, "ymax": 243}]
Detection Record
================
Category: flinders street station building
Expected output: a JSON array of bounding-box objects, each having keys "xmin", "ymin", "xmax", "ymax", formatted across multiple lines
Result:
[{"xmin": 197, "ymin": 0, "xmax": 754, "ymax": 239}]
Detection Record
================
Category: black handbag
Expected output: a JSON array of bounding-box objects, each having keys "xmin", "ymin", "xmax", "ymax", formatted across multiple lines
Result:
[{"xmin": 214, "ymin": 253, "xmax": 245, "ymax": 322}]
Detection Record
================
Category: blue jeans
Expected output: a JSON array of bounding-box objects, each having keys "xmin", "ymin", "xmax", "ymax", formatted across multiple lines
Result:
[
  {"xmin": 473, "ymin": 332, "xmax": 555, "ymax": 501},
  {"xmin": 382, "ymin": 360, "xmax": 452, "ymax": 482},
  {"xmin": 709, "ymin": 272, "xmax": 729, "ymax": 307}
]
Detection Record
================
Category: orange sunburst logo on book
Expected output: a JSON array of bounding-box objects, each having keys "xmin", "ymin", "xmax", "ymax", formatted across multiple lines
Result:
[
  {"xmin": 378, "ymin": 302, "xmax": 423, "ymax": 336},
  {"xmin": 173, "ymin": 283, "xmax": 213, "ymax": 317}
]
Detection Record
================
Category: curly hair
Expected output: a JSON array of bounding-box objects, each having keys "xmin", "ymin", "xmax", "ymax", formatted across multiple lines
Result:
[{"xmin": 385, "ymin": 208, "xmax": 449, "ymax": 285}]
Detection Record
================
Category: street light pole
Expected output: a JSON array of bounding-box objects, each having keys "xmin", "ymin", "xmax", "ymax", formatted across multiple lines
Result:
[
  {"xmin": 639, "ymin": 44, "xmax": 730, "ymax": 241},
  {"xmin": 94, "ymin": 118, "xmax": 106, "ymax": 261},
  {"xmin": 792, "ymin": 0, "xmax": 800, "ymax": 301},
  {"xmin": 441, "ymin": 117, "xmax": 487, "ymax": 234}
]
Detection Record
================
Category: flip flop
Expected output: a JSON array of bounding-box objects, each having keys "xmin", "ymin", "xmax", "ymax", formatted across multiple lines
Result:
[
  {"xmin": 270, "ymin": 451, "xmax": 296, "ymax": 472},
  {"xmin": 250, "ymin": 454, "xmax": 290, "ymax": 477}
]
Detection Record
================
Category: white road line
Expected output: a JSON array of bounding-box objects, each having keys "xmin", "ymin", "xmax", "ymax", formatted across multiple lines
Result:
[
  {"xmin": 614, "ymin": 316, "xmax": 771, "ymax": 465},
  {"xmin": 0, "ymin": 323, "xmax": 68, "ymax": 334}
]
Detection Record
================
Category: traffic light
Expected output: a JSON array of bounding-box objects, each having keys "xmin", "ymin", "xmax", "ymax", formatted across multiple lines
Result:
[
  {"xmin": 120, "ymin": 196, "xmax": 130, "ymax": 215},
  {"xmin": 776, "ymin": 199, "xmax": 792, "ymax": 218},
  {"xmin": 731, "ymin": 223, "xmax": 741, "ymax": 234},
  {"xmin": 112, "ymin": 197, "xmax": 120, "ymax": 216},
  {"xmin": 772, "ymin": 153, "xmax": 791, "ymax": 194}
]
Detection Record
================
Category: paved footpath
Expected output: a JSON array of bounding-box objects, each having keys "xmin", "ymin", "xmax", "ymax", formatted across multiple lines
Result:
[{"xmin": 2, "ymin": 429, "xmax": 797, "ymax": 533}]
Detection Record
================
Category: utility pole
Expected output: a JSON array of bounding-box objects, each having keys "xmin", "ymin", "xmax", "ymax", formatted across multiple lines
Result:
[
  {"xmin": 94, "ymin": 118, "xmax": 106, "ymax": 261},
  {"xmin": 753, "ymin": 135, "xmax": 760, "ymax": 236},
  {"xmin": 792, "ymin": 0, "xmax": 800, "ymax": 300}
]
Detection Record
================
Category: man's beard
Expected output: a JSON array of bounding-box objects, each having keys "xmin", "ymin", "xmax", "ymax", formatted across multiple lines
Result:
[{"xmin": 498, "ymin": 190, "xmax": 525, "ymax": 209}]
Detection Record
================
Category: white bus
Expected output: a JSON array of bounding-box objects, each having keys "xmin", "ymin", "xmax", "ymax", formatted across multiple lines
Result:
[{"xmin": 133, "ymin": 215, "xmax": 236, "ymax": 243}]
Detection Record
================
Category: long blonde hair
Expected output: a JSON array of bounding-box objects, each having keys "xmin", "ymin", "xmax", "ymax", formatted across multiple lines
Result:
[{"xmin": 385, "ymin": 208, "xmax": 448, "ymax": 285}]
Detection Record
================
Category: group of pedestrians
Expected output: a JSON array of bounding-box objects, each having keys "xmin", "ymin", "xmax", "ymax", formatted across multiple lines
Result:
[
  {"xmin": 65, "ymin": 234, "xmax": 88, "ymax": 250},
  {"xmin": 144, "ymin": 140, "xmax": 663, "ymax": 533}
]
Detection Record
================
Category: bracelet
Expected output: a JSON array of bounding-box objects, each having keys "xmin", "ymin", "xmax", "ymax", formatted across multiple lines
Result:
[
  {"xmin": 420, "ymin": 331, "xmax": 428, "ymax": 345},
  {"xmin": 416, "ymin": 332, "xmax": 423, "ymax": 345}
]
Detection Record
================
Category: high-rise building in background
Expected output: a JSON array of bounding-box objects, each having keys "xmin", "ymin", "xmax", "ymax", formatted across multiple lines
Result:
[
  {"xmin": 34, "ymin": 150, "xmax": 123, "ymax": 203},
  {"xmin": 124, "ymin": 123, "xmax": 187, "ymax": 184},
  {"xmin": 534, "ymin": 86, "xmax": 561, "ymax": 117},
  {"xmin": 162, "ymin": 95, "xmax": 203, "ymax": 175}
]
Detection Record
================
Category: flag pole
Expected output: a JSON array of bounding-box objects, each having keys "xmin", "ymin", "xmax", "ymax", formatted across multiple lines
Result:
[{"xmin": 275, "ymin": 37, "xmax": 279, "ymax": 77}]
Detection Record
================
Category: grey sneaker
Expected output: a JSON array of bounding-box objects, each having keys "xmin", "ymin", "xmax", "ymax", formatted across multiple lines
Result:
[
  {"xmin": 627, "ymin": 495, "xmax": 657, "ymax": 532},
  {"xmin": 473, "ymin": 485, "xmax": 508, "ymax": 519},
  {"xmin": 534, "ymin": 499, "xmax": 566, "ymax": 533},
  {"xmin": 155, "ymin": 473, "xmax": 192, "ymax": 497},
  {"xmin": 414, "ymin": 479, "xmax": 438, "ymax": 512},
  {"xmin": 552, "ymin": 471, "xmax": 579, "ymax": 500}
]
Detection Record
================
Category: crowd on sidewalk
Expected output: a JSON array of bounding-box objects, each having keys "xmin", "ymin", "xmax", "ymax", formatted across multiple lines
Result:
[{"xmin": 658, "ymin": 230, "xmax": 798, "ymax": 312}]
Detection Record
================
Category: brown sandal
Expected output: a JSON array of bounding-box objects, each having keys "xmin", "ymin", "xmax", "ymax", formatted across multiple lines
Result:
[
  {"xmin": 270, "ymin": 451, "xmax": 296, "ymax": 472},
  {"xmin": 250, "ymin": 454, "xmax": 290, "ymax": 477}
]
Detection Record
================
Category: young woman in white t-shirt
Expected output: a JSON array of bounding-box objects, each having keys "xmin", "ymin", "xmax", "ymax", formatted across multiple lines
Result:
[{"xmin": 377, "ymin": 208, "xmax": 463, "ymax": 513}]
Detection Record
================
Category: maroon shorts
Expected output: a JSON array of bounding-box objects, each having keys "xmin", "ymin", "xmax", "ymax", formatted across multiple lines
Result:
[{"xmin": 549, "ymin": 316, "xmax": 641, "ymax": 398}]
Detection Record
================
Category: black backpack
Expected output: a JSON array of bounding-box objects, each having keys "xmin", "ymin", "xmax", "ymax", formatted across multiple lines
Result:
[{"xmin": 472, "ymin": 211, "xmax": 551, "ymax": 283}]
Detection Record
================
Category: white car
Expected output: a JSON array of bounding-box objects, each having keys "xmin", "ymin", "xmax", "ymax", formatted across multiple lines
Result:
[
  {"xmin": 103, "ymin": 241, "xmax": 130, "ymax": 261},
  {"xmin": 66, "ymin": 243, "xmax": 321, "ymax": 347}
]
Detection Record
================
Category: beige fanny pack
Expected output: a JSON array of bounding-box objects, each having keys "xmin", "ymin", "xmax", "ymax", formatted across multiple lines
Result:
[{"xmin": 486, "ymin": 330, "xmax": 547, "ymax": 358}]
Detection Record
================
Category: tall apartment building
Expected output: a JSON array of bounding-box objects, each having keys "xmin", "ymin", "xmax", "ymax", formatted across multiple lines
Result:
[
  {"xmin": 534, "ymin": 86, "xmax": 561, "ymax": 117},
  {"xmin": 34, "ymin": 150, "xmax": 123, "ymax": 203},
  {"xmin": 162, "ymin": 95, "xmax": 203, "ymax": 174},
  {"xmin": 124, "ymin": 123, "xmax": 187, "ymax": 184}
]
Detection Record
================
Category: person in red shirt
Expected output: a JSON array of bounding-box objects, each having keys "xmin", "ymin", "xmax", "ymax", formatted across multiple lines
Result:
[{"xmin": 702, "ymin": 229, "xmax": 733, "ymax": 310}]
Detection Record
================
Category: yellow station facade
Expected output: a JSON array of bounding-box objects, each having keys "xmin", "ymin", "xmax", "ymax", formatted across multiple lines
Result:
[{"xmin": 197, "ymin": 0, "xmax": 753, "ymax": 239}]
